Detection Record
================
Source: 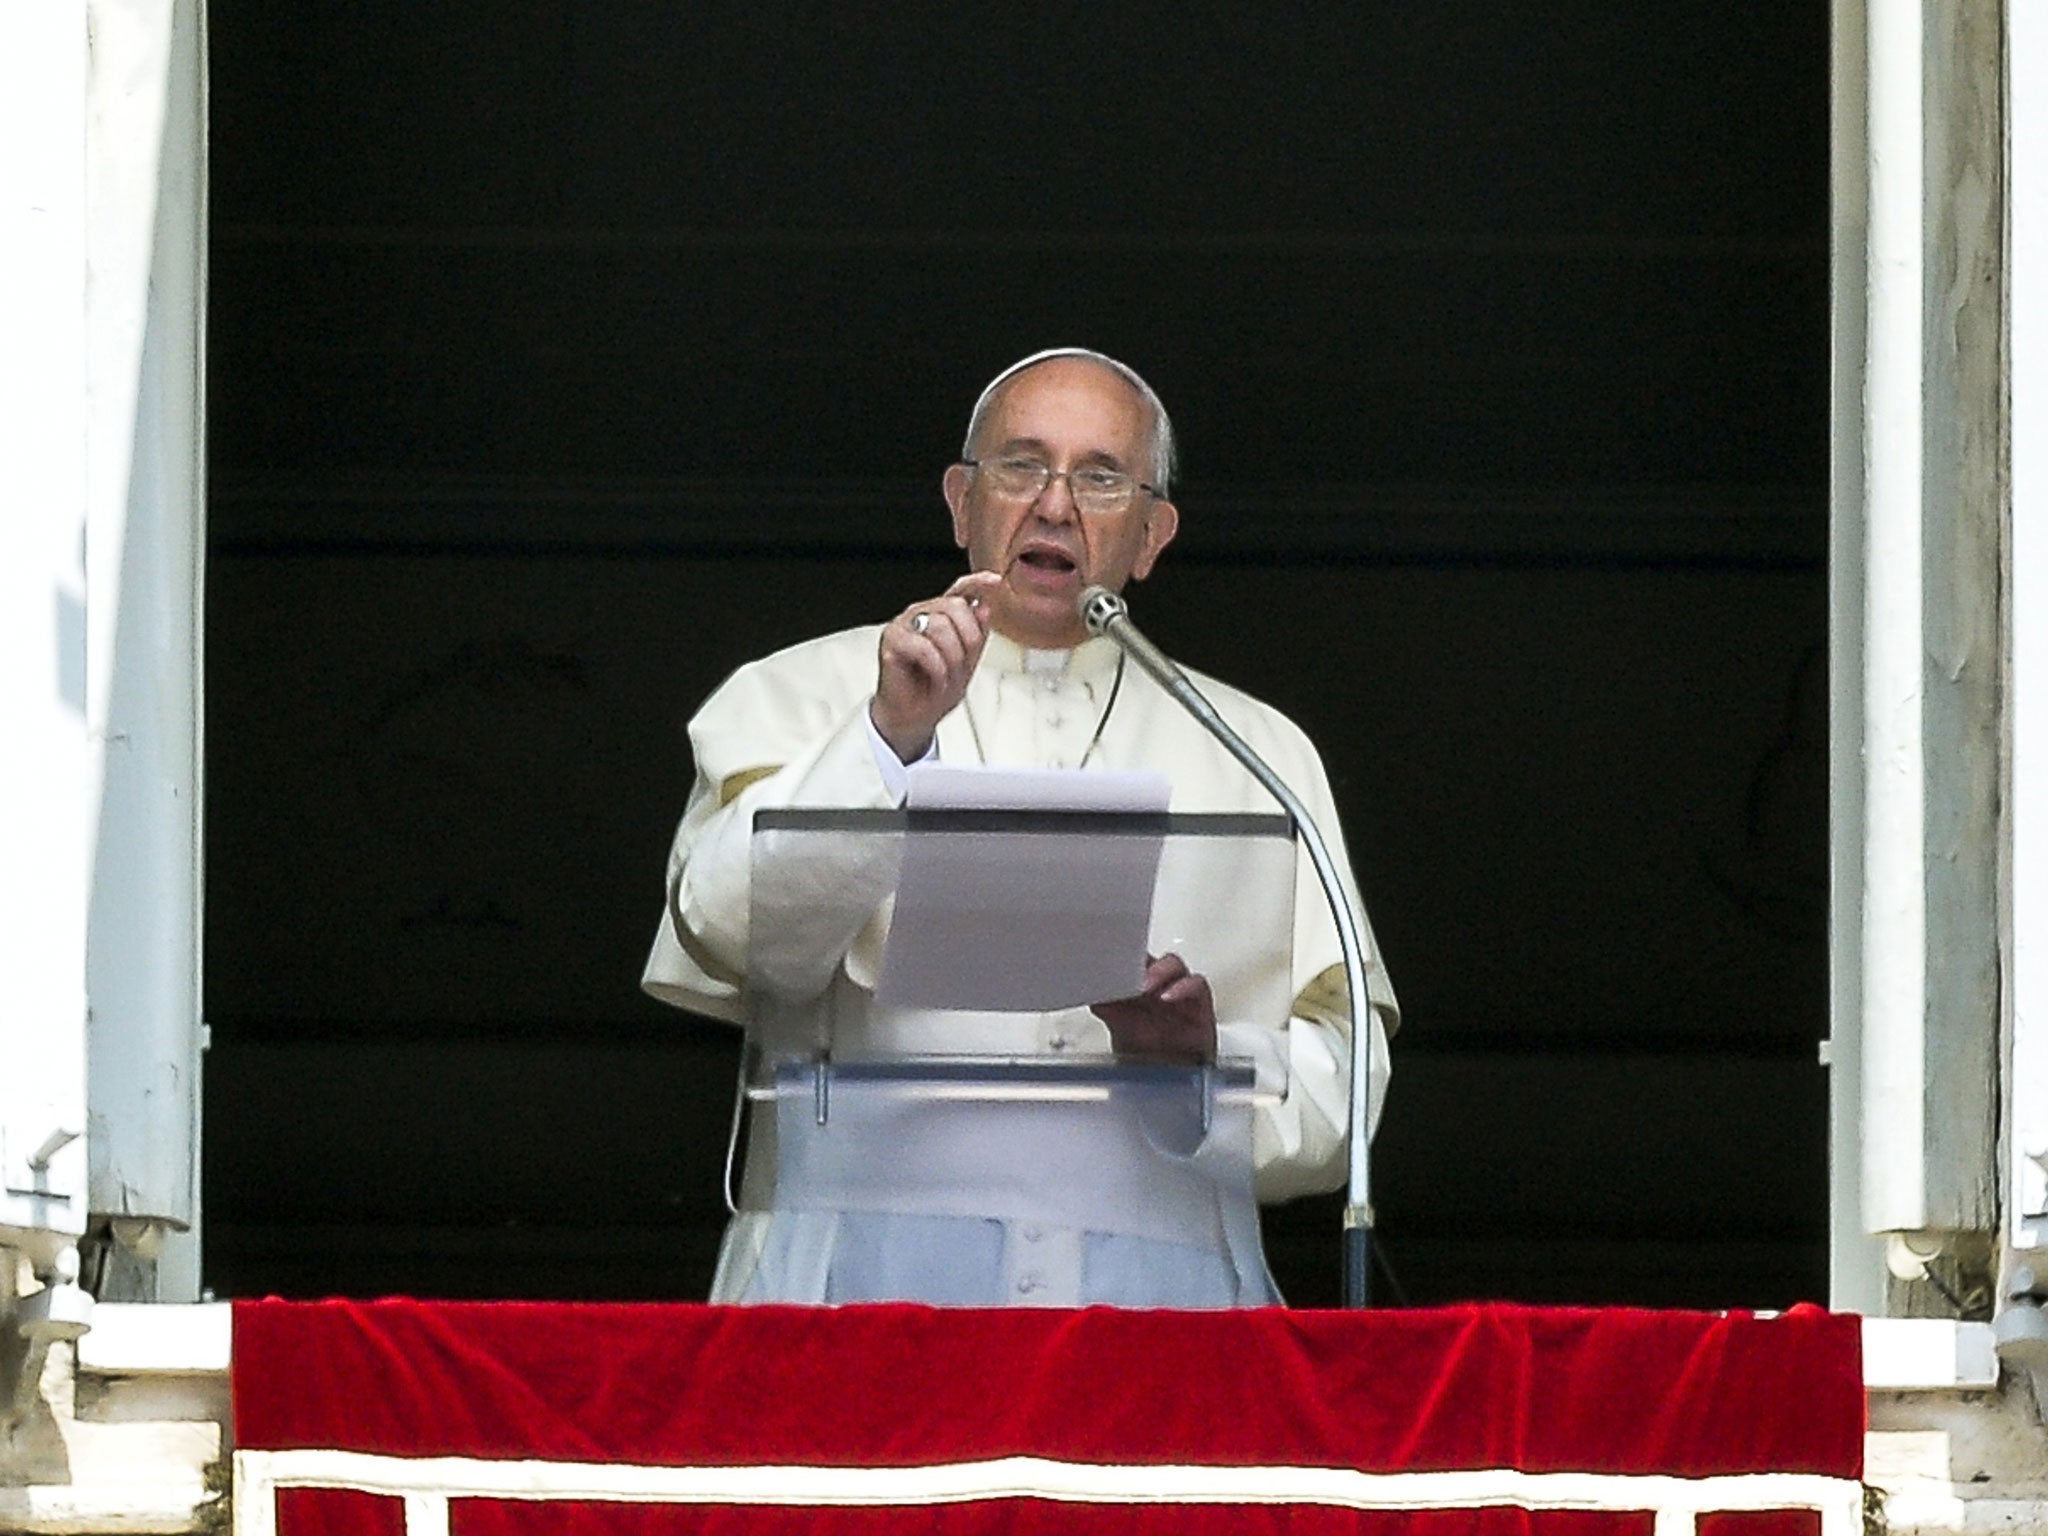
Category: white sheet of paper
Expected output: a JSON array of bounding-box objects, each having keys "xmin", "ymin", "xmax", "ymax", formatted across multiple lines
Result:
[{"xmin": 873, "ymin": 765, "xmax": 1170, "ymax": 1011}]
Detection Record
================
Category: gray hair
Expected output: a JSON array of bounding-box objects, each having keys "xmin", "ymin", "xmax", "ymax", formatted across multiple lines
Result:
[{"xmin": 960, "ymin": 347, "xmax": 1178, "ymax": 496}]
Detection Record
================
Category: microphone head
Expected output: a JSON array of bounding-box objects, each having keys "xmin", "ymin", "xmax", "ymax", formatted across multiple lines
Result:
[{"xmin": 1078, "ymin": 585, "xmax": 1126, "ymax": 635}]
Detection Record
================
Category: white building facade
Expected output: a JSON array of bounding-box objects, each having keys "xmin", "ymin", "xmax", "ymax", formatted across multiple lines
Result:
[{"xmin": 4, "ymin": 0, "xmax": 2047, "ymax": 1529}]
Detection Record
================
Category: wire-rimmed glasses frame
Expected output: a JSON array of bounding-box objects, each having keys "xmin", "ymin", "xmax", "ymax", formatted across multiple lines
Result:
[{"xmin": 961, "ymin": 455, "xmax": 1160, "ymax": 516}]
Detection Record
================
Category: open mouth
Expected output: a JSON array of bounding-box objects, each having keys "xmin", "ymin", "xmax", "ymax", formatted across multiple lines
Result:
[{"xmin": 1016, "ymin": 549, "xmax": 1078, "ymax": 574}]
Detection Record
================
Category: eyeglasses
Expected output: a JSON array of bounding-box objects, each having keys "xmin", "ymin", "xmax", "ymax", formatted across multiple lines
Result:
[{"xmin": 963, "ymin": 456, "xmax": 1159, "ymax": 515}]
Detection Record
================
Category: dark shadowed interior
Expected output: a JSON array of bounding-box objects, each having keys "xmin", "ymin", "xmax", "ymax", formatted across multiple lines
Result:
[{"xmin": 202, "ymin": 2, "xmax": 1829, "ymax": 1307}]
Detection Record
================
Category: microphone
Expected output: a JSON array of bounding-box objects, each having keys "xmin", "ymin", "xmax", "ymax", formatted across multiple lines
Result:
[
  {"xmin": 1077, "ymin": 584, "xmax": 1382, "ymax": 1307},
  {"xmin": 1078, "ymin": 586, "xmax": 1209, "ymax": 716}
]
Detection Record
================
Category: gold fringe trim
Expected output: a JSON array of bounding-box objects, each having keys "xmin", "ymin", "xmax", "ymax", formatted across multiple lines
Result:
[{"xmin": 717, "ymin": 764, "xmax": 780, "ymax": 806}]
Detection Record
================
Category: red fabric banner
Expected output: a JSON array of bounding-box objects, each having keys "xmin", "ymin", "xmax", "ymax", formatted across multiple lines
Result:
[{"xmin": 232, "ymin": 1301, "xmax": 1863, "ymax": 1536}]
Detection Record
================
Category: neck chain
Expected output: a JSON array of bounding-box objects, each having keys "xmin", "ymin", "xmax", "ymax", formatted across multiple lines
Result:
[{"xmin": 960, "ymin": 649, "xmax": 1127, "ymax": 770}]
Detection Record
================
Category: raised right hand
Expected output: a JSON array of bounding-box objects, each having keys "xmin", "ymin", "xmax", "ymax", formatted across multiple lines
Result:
[{"xmin": 870, "ymin": 570, "xmax": 1002, "ymax": 762}]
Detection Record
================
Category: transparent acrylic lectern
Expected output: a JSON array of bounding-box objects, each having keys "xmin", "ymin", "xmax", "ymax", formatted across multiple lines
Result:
[{"xmin": 733, "ymin": 806, "xmax": 1298, "ymax": 1306}]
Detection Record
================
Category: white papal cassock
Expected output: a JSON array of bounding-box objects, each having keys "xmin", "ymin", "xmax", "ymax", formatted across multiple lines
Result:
[{"xmin": 644, "ymin": 626, "xmax": 1398, "ymax": 1306}]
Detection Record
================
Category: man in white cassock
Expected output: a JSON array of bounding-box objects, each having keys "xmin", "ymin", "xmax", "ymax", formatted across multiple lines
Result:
[{"xmin": 644, "ymin": 348, "xmax": 1398, "ymax": 1306}]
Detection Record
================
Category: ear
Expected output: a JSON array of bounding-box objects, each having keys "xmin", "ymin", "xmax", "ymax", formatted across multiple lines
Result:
[
  {"xmin": 1128, "ymin": 498, "xmax": 1179, "ymax": 582},
  {"xmin": 943, "ymin": 462, "xmax": 972, "ymax": 549}
]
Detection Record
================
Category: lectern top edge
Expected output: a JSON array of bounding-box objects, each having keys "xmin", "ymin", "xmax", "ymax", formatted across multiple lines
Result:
[{"xmin": 754, "ymin": 807, "xmax": 1294, "ymax": 837}]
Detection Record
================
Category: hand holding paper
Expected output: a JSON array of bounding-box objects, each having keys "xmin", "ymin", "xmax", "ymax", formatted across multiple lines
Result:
[{"xmin": 1090, "ymin": 952, "xmax": 1217, "ymax": 1062}]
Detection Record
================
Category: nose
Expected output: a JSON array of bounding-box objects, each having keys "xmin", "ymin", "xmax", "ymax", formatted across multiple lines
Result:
[{"xmin": 1032, "ymin": 470, "xmax": 1081, "ymax": 522}]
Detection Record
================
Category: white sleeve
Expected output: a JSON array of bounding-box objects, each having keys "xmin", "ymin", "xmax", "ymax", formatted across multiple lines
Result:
[
  {"xmin": 862, "ymin": 702, "xmax": 938, "ymax": 803},
  {"xmin": 641, "ymin": 636, "xmax": 898, "ymax": 1021},
  {"xmin": 1228, "ymin": 1001, "xmax": 1393, "ymax": 1202}
]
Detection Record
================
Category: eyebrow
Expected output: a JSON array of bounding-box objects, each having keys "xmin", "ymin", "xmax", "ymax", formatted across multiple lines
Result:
[{"xmin": 992, "ymin": 437, "xmax": 1129, "ymax": 470}]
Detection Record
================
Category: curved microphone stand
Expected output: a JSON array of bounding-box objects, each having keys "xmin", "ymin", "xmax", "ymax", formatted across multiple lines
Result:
[{"xmin": 1079, "ymin": 585, "xmax": 1375, "ymax": 1305}]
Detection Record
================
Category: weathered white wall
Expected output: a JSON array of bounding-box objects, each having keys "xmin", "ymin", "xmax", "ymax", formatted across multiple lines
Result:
[
  {"xmin": 1841, "ymin": 0, "xmax": 2003, "ymax": 1282},
  {"xmin": 1, "ymin": 0, "xmax": 207, "ymax": 1312},
  {"xmin": 0, "ymin": 0, "xmax": 93, "ymax": 1282},
  {"xmin": 79, "ymin": 0, "xmax": 208, "ymax": 1302},
  {"xmin": 2010, "ymin": 0, "xmax": 2048, "ymax": 1270},
  {"xmin": 1830, "ymin": 0, "xmax": 1887, "ymax": 1313}
]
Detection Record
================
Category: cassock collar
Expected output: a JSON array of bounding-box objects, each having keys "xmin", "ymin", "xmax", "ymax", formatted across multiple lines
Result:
[{"xmin": 978, "ymin": 628, "xmax": 1123, "ymax": 687}]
